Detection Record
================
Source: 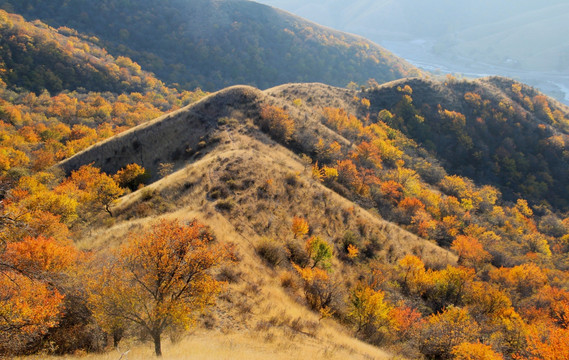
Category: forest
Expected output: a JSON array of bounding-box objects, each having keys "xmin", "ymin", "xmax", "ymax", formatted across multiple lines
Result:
[
  {"xmin": 1, "ymin": 3, "xmax": 569, "ymax": 360},
  {"xmin": 0, "ymin": 0, "xmax": 420, "ymax": 91}
]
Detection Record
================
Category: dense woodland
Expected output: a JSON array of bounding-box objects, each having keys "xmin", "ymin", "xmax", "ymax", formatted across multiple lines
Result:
[
  {"xmin": 363, "ymin": 77, "xmax": 569, "ymax": 211},
  {"xmin": 0, "ymin": 11, "xmax": 206, "ymax": 175},
  {"xmin": 1, "ymin": 3, "xmax": 569, "ymax": 360},
  {"xmin": 252, "ymin": 81, "xmax": 569, "ymax": 358},
  {"xmin": 0, "ymin": 0, "xmax": 420, "ymax": 91}
]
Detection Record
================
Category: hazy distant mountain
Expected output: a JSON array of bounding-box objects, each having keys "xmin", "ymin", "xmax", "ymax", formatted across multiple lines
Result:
[
  {"xmin": 257, "ymin": 0, "xmax": 569, "ymax": 70},
  {"xmin": 0, "ymin": 0, "xmax": 419, "ymax": 91},
  {"xmin": 257, "ymin": 0, "xmax": 569, "ymax": 103}
]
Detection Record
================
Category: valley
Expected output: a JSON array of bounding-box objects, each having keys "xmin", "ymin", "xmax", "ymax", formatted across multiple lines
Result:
[
  {"xmin": 1, "ymin": 1, "xmax": 569, "ymax": 359},
  {"xmin": 383, "ymin": 39, "xmax": 569, "ymax": 104},
  {"xmin": 257, "ymin": 0, "xmax": 569, "ymax": 105}
]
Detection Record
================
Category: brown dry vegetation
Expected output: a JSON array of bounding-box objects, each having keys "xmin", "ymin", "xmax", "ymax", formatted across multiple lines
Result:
[
  {"xmin": 45, "ymin": 76, "xmax": 569, "ymax": 359},
  {"xmin": 52, "ymin": 83, "xmax": 458, "ymax": 358}
]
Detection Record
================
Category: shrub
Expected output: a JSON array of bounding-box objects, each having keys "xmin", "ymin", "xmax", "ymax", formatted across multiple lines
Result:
[
  {"xmin": 256, "ymin": 239, "xmax": 286, "ymax": 267},
  {"xmin": 215, "ymin": 199, "xmax": 235, "ymax": 211},
  {"xmin": 285, "ymin": 240, "xmax": 310, "ymax": 267}
]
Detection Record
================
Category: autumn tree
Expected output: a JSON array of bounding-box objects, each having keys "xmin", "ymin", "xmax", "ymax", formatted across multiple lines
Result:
[
  {"xmin": 348, "ymin": 283, "xmax": 392, "ymax": 337},
  {"xmin": 60, "ymin": 164, "xmax": 124, "ymax": 217},
  {"xmin": 452, "ymin": 342, "xmax": 504, "ymax": 360},
  {"xmin": 451, "ymin": 235, "xmax": 492, "ymax": 270},
  {"xmin": 113, "ymin": 163, "xmax": 148, "ymax": 191},
  {"xmin": 293, "ymin": 264, "xmax": 337, "ymax": 312},
  {"xmin": 336, "ymin": 159, "xmax": 363, "ymax": 192},
  {"xmin": 260, "ymin": 104, "xmax": 295, "ymax": 142},
  {"xmin": 426, "ymin": 266, "xmax": 475, "ymax": 311},
  {"xmin": 87, "ymin": 219, "xmax": 233, "ymax": 356},
  {"xmin": 291, "ymin": 216, "xmax": 309, "ymax": 238},
  {"xmin": 522, "ymin": 327, "xmax": 569, "ymax": 360},
  {"xmin": 305, "ymin": 236, "xmax": 333, "ymax": 269},
  {"xmin": 489, "ymin": 264, "xmax": 547, "ymax": 301},
  {"xmin": 0, "ymin": 271, "xmax": 64, "ymax": 354},
  {"xmin": 397, "ymin": 255, "xmax": 429, "ymax": 296},
  {"xmin": 94, "ymin": 175, "xmax": 124, "ymax": 217},
  {"xmin": 419, "ymin": 306, "xmax": 480, "ymax": 360},
  {"xmin": 388, "ymin": 304, "xmax": 423, "ymax": 341},
  {"xmin": 464, "ymin": 282, "xmax": 513, "ymax": 321},
  {"xmin": 0, "ymin": 235, "xmax": 77, "ymax": 354}
]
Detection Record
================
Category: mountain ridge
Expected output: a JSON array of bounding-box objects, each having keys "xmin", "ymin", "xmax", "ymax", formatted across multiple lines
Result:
[{"xmin": 0, "ymin": 0, "xmax": 420, "ymax": 91}]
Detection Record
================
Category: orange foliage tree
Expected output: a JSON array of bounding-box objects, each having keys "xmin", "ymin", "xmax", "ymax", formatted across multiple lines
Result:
[
  {"xmin": 291, "ymin": 216, "xmax": 309, "ymax": 238},
  {"xmin": 452, "ymin": 342, "xmax": 504, "ymax": 360},
  {"xmin": 0, "ymin": 272, "xmax": 64, "ymax": 353},
  {"xmin": 521, "ymin": 327, "xmax": 569, "ymax": 360},
  {"xmin": 87, "ymin": 219, "xmax": 233, "ymax": 356},
  {"xmin": 451, "ymin": 235, "xmax": 491, "ymax": 270},
  {"xmin": 260, "ymin": 104, "xmax": 295, "ymax": 142},
  {"xmin": 0, "ymin": 235, "xmax": 77, "ymax": 354}
]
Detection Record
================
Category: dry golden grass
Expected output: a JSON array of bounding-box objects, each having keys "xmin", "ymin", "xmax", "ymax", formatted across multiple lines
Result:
[
  {"xmin": 54, "ymin": 82, "xmax": 458, "ymax": 360},
  {"xmin": 18, "ymin": 327, "xmax": 393, "ymax": 360}
]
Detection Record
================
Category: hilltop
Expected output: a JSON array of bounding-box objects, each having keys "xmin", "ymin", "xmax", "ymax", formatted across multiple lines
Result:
[
  {"xmin": 2, "ymin": 3, "xmax": 569, "ymax": 358},
  {"xmin": 44, "ymin": 77, "xmax": 569, "ymax": 358},
  {"xmin": 0, "ymin": 0, "xmax": 420, "ymax": 91}
]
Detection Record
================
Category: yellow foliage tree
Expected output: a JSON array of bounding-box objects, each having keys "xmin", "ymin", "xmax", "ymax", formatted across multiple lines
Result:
[
  {"xmin": 87, "ymin": 219, "xmax": 233, "ymax": 356},
  {"xmin": 420, "ymin": 306, "xmax": 480, "ymax": 360},
  {"xmin": 452, "ymin": 342, "xmax": 504, "ymax": 360},
  {"xmin": 348, "ymin": 283, "xmax": 392, "ymax": 333}
]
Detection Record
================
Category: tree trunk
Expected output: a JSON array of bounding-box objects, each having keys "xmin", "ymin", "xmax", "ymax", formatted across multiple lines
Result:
[
  {"xmin": 153, "ymin": 332, "xmax": 162, "ymax": 357},
  {"xmin": 112, "ymin": 328, "xmax": 123, "ymax": 348},
  {"xmin": 105, "ymin": 204, "xmax": 113, "ymax": 217}
]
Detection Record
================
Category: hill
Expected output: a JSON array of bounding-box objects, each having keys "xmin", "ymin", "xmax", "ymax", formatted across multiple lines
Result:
[
  {"xmin": 0, "ymin": 11, "xmax": 164, "ymax": 94},
  {"xmin": 4, "ymin": 77, "xmax": 569, "ymax": 358},
  {"xmin": 256, "ymin": 0, "xmax": 569, "ymax": 103},
  {"xmin": 63, "ymin": 76, "xmax": 569, "ymax": 213},
  {"xmin": 0, "ymin": 0, "xmax": 420, "ymax": 91},
  {"xmin": 43, "ymin": 79, "xmax": 569, "ymax": 357},
  {"xmin": 0, "ymin": 10, "xmax": 206, "ymax": 175},
  {"xmin": 362, "ymin": 76, "xmax": 569, "ymax": 211},
  {"xmin": 1, "ymin": 9, "xmax": 569, "ymax": 356}
]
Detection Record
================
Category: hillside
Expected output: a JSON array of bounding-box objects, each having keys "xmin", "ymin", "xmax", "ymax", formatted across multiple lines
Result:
[
  {"xmin": 29, "ymin": 79, "xmax": 565, "ymax": 358},
  {"xmin": 0, "ymin": 10, "xmax": 206, "ymax": 176},
  {"xmin": 362, "ymin": 76, "xmax": 569, "ymax": 211},
  {"xmin": 0, "ymin": 11, "xmax": 163, "ymax": 94},
  {"xmin": 0, "ymin": 0, "xmax": 420, "ymax": 91}
]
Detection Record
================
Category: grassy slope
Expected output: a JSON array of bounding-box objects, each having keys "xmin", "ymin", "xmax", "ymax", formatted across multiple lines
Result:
[{"xmin": 51, "ymin": 83, "xmax": 460, "ymax": 359}]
